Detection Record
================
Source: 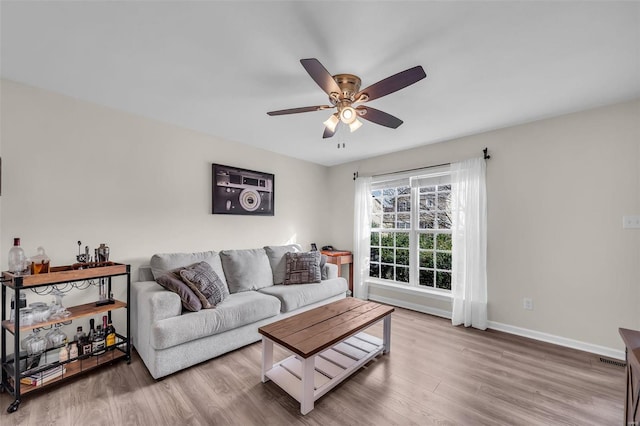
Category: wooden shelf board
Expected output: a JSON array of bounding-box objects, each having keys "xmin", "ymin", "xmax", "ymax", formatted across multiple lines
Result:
[
  {"xmin": 2, "ymin": 263, "xmax": 128, "ymax": 288},
  {"xmin": 2, "ymin": 300, "xmax": 127, "ymax": 334},
  {"xmin": 12, "ymin": 350, "xmax": 127, "ymax": 395}
]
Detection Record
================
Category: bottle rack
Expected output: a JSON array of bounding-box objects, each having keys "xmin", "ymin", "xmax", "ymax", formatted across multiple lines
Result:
[{"xmin": 1, "ymin": 263, "xmax": 130, "ymax": 413}]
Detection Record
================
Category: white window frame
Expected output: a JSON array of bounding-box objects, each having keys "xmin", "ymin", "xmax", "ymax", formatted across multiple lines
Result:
[{"xmin": 368, "ymin": 166, "xmax": 452, "ymax": 295}]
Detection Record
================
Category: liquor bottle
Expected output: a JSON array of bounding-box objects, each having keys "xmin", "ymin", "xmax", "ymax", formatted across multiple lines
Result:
[
  {"xmin": 105, "ymin": 322, "xmax": 116, "ymax": 349},
  {"xmin": 59, "ymin": 344, "xmax": 69, "ymax": 363},
  {"xmin": 8, "ymin": 237, "xmax": 28, "ymax": 275},
  {"xmin": 85, "ymin": 319, "xmax": 95, "ymax": 356},
  {"xmin": 74, "ymin": 326, "xmax": 86, "ymax": 356},
  {"xmin": 92, "ymin": 325, "xmax": 106, "ymax": 356},
  {"xmin": 69, "ymin": 342, "xmax": 78, "ymax": 362}
]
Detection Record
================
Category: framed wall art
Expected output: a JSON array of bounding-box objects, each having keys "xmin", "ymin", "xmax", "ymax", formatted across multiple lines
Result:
[{"xmin": 212, "ymin": 164, "xmax": 274, "ymax": 216}]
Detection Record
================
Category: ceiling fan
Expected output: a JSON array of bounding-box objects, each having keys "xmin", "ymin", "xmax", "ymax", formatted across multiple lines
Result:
[{"xmin": 267, "ymin": 58, "xmax": 427, "ymax": 138}]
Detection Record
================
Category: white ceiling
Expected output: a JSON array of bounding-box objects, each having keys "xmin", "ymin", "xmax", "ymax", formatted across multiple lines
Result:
[{"xmin": 2, "ymin": 1, "xmax": 639, "ymax": 166}]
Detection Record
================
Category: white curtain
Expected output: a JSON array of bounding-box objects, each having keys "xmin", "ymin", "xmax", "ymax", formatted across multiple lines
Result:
[
  {"xmin": 451, "ymin": 157, "xmax": 488, "ymax": 329},
  {"xmin": 353, "ymin": 176, "xmax": 372, "ymax": 299}
]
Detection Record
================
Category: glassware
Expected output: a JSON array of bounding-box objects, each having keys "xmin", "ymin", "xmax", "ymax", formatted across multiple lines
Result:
[
  {"xmin": 31, "ymin": 304, "xmax": 51, "ymax": 323},
  {"xmin": 30, "ymin": 246, "xmax": 50, "ymax": 274},
  {"xmin": 19, "ymin": 308, "xmax": 34, "ymax": 326},
  {"xmin": 21, "ymin": 332, "xmax": 35, "ymax": 351},
  {"xmin": 46, "ymin": 325, "xmax": 67, "ymax": 348},
  {"xmin": 25, "ymin": 329, "xmax": 46, "ymax": 356},
  {"xmin": 49, "ymin": 289, "xmax": 71, "ymax": 319},
  {"xmin": 9, "ymin": 291, "xmax": 27, "ymax": 323}
]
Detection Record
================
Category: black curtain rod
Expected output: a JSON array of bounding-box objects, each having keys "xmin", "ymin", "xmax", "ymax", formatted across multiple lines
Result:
[{"xmin": 353, "ymin": 148, "xmax": 490, "ymax": 181}]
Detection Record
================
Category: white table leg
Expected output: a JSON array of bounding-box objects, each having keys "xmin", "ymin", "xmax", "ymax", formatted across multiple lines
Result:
[
  {"xmin": 383, "ymin": 314, "xmax": 391, "ymax": 354},
  {"xmin": 261, "ymin": 337, "xmax": 273, "ymax": 383},
  {"xmin": 300, "ymin": 356, "xmax": 315, "ymax": 415}
]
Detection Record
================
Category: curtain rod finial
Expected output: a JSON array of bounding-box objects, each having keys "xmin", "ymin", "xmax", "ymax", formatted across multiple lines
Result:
[
  {"xmin": 483, "ymin": 148, "xmax": 491, "ymax": 160},
  {"xmin": 353, "ymin": 171, "xmax": 359, "ymax": 181}
]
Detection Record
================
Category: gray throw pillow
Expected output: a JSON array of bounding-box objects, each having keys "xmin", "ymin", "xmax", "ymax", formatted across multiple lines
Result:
[
  {"xmin": 320, "ymin": 254, "xmax": 328, "ymax": 280},
  {"xmin": 179, "ymin": 262, "xmax": 229, "ymax": 309},
  {"xmin": 155, "ymin": 268, "xmax": 203, "ymax": 312},
  {"xmin": 284, "ymin": 251, "xmax": 322, "ymax": 285},
  {"xmin": 220, "ymin": 248, "xmax": 273, "ymax": 293},
  {"xmin": 264, "ymin": 244, "xmax": 302, "ymax": 284},
  {"xmin": 150, "ymin": 250, "xmax": 228, "ymax": 289}
]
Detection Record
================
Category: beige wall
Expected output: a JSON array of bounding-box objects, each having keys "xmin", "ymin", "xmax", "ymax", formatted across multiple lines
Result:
[
  {"xmin": 0, "ymin": 80, "xmax": 330, "ymax": 335},
  {"xmin": 327, "ymin": 99, "xmax": 640, "ymax": 353},
  {"xmin": 2, "ymin": 78, "xmax": 638, "ymax": 356}
]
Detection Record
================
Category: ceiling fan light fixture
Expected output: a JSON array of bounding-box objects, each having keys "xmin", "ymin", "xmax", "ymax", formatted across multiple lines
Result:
[
  {"xmin": 323, "ymin": 114, "xmax": 339, "ymax": 132},
  {"xmin": 339, "ymin": 106, "xmax": 357, "ymax": 124},
  {"xmin": 349, "ymin": 118, "xmax": 363, "ymax": 133}
]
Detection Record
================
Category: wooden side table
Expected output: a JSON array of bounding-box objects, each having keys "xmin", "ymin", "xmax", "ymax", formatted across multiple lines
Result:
[
  {"xmin": 619, "ymin": 328, "xmax": 640, "ymax": 425},
  {"xmin": 321, "ymin": 250, "xmax": 353, "ymax": 294}
]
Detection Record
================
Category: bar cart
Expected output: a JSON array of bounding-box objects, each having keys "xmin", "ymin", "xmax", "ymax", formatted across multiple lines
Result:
[{"xmin": 1, "ymin": 262, "xmax": 130, "ymax": 413}]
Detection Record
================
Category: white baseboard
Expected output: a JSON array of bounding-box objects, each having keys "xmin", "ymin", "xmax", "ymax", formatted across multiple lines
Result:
[
  {"xmin": 368, "ymin": 293, "xmax": 625, "ymax": 361},
  {"xmin": 487, "ymin": 320, "xmax": 625, "ymax": 361},
  {"xmin": 367, "ymin": 294, "xmax": 452, "ymax": 320}
]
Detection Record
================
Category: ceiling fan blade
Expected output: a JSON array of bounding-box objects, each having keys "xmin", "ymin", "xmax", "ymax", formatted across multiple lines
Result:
[
  {"xmin": 267, "ymin": 105, "xmax": 332, "ymax": 116},
  {"xmin": 301, "ymin": 58, "xmax": 342, "ymax": 96},
  {"xmin": 355, "ymin": 66, "xmax": 426, "ymax": 103},
  {"xmin": 356, "ymin": 106, "xmax": 403, "ymax": 128},
  {"xmin": 323, "ymin": 126, "xmax": 337, "ymax": 138}
]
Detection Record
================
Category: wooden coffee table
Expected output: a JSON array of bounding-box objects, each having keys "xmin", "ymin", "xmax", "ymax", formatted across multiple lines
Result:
[{"xmin": 258, "ymin": 298, "xmax": 394, "ymax": 414}]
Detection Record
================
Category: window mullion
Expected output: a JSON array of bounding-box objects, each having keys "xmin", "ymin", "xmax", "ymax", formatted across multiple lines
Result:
[{"xmin": 409, "ymin": 184, "xmax": 419, "ymax": 287}]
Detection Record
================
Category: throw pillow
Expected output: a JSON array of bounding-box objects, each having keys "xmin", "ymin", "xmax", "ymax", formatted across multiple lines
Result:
[
  {"xmin": 155, "ymin": 269, "xmax": 203, "ymax": 312},
  {"xmin": 219, "ymin": 248, "xmax": 273, "ymax": 293},
  {"xmin": 179, "ymin": 261, "xmax": 229, "ymax": 309},
  {"xmin": 264, "ymin": 244, "xmax": 303, "ymax": 284},
  {"xmin": 150, "ymin": 251, "xmax": 229, "ymax": 290},
  {"xmin": 320, "ymin": 254, "xmax": 328, "ymax": 280},
  {"xmin": 284, "ymin": 251, "xmax": 322, "ymax": 285}
]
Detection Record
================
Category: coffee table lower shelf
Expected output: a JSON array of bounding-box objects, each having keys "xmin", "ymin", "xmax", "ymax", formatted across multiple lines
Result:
[{"xmin": 263, "ymin": 332, "xmax": 384, "ymax": 413}]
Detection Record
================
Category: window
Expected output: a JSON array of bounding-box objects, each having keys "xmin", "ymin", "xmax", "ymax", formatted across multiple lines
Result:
[{"xmin": 369, "ymin": 169, "xmax": 452, "ymax": 291}]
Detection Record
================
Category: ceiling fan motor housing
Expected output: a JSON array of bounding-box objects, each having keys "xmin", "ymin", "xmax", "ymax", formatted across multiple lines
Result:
[{"xmin": 331, "ymin": 74, "xmax": 361, "ymax": 104}]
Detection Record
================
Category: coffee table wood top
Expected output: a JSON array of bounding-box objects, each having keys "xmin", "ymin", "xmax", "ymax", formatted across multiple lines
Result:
[{"xmin": 259, "ymin": 298, "xmax": 394, "ymax": 358}]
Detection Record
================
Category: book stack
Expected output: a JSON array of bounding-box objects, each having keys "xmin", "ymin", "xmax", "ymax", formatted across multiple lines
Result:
[{"xmin": 20, "ymin": 365, "xmax": 65, "ymax": 386}]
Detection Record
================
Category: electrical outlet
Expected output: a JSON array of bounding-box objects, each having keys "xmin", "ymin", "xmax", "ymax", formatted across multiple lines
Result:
[
  {"xmin": 523, "ymin": 297, "xmax": 534, "ymax": 310},
  {"xmin": 623, "ymin": 216, "xmax": 640, "ymax": 229}
]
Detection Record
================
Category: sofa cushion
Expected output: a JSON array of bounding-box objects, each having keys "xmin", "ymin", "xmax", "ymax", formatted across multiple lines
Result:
[
  {"xmin": 258, "ymin": 277, "xmax": 348, "ymax": 312},
  {"xmin": 150, "ymin": 291, "xmax": 281, "ymax": 350},
  {"xmin": 155, "ymin": 269, "xmax": 202, "ymax": 312},
  {"xmin": 150, "ymin": 250, "xmax": 228, "ymax": 289},
  {"xmin": 284, "ymin": 251, "xmax": 321, "ymax": 285},
  {"xmin": 320, "ymin": 255, "xmax": 328, "ymax": 280},
  {"xmin": 264, "ymin": 244, "xmax": 302, "ymax": 285},
  {"xmin": 180, "ymin": 262, "xmax": 229, "ymax": 309},
  {"xmin": 219, "ymin": 248, "xmax": 273, "ymax": 293}
]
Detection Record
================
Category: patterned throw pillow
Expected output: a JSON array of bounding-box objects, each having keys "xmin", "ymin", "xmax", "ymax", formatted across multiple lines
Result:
[
  {"xmin": 180, "ymin": 261, "xmax": 230, "ymax": 308},
  {"xmin": 155, "ymin": 268, "xmax": 203, "ymax": 312},
  {"xmin": 320, "ymin": 254, "xmax": 328, "ymax": 280},
  {"xmin": 283, "ymin": 251, "xmax": 322, "ymax": 285}
]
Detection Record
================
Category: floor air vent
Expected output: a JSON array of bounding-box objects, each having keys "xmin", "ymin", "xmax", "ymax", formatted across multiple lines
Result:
[{"xmin": 599, "ymin": 357, "xmax": 626, "ymax": 367}]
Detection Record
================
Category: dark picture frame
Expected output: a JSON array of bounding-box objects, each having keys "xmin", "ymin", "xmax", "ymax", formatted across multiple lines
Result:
[{"xmin": 212, "ymin": 164, "xmax": 274, "ymax": 216}]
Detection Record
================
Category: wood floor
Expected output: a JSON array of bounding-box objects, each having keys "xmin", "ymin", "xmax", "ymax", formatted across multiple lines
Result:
[{"xmin": 1, "ymin": 307, "xmax": 625, "ymax": 425}]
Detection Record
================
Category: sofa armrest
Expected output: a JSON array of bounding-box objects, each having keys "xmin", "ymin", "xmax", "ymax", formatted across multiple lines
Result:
[
  {"xmin": 131, "ymin": 280, "xmax": 182, "ymax": 351},
  {"xmin": 323, "ymin": 263, "xmax": 338, "ymax": 280}
]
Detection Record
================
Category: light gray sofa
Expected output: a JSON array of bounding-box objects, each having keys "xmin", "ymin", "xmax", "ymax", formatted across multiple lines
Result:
[{"xmin": 131, "ymin": 245, "xmax": 348, "ymax": 379}]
